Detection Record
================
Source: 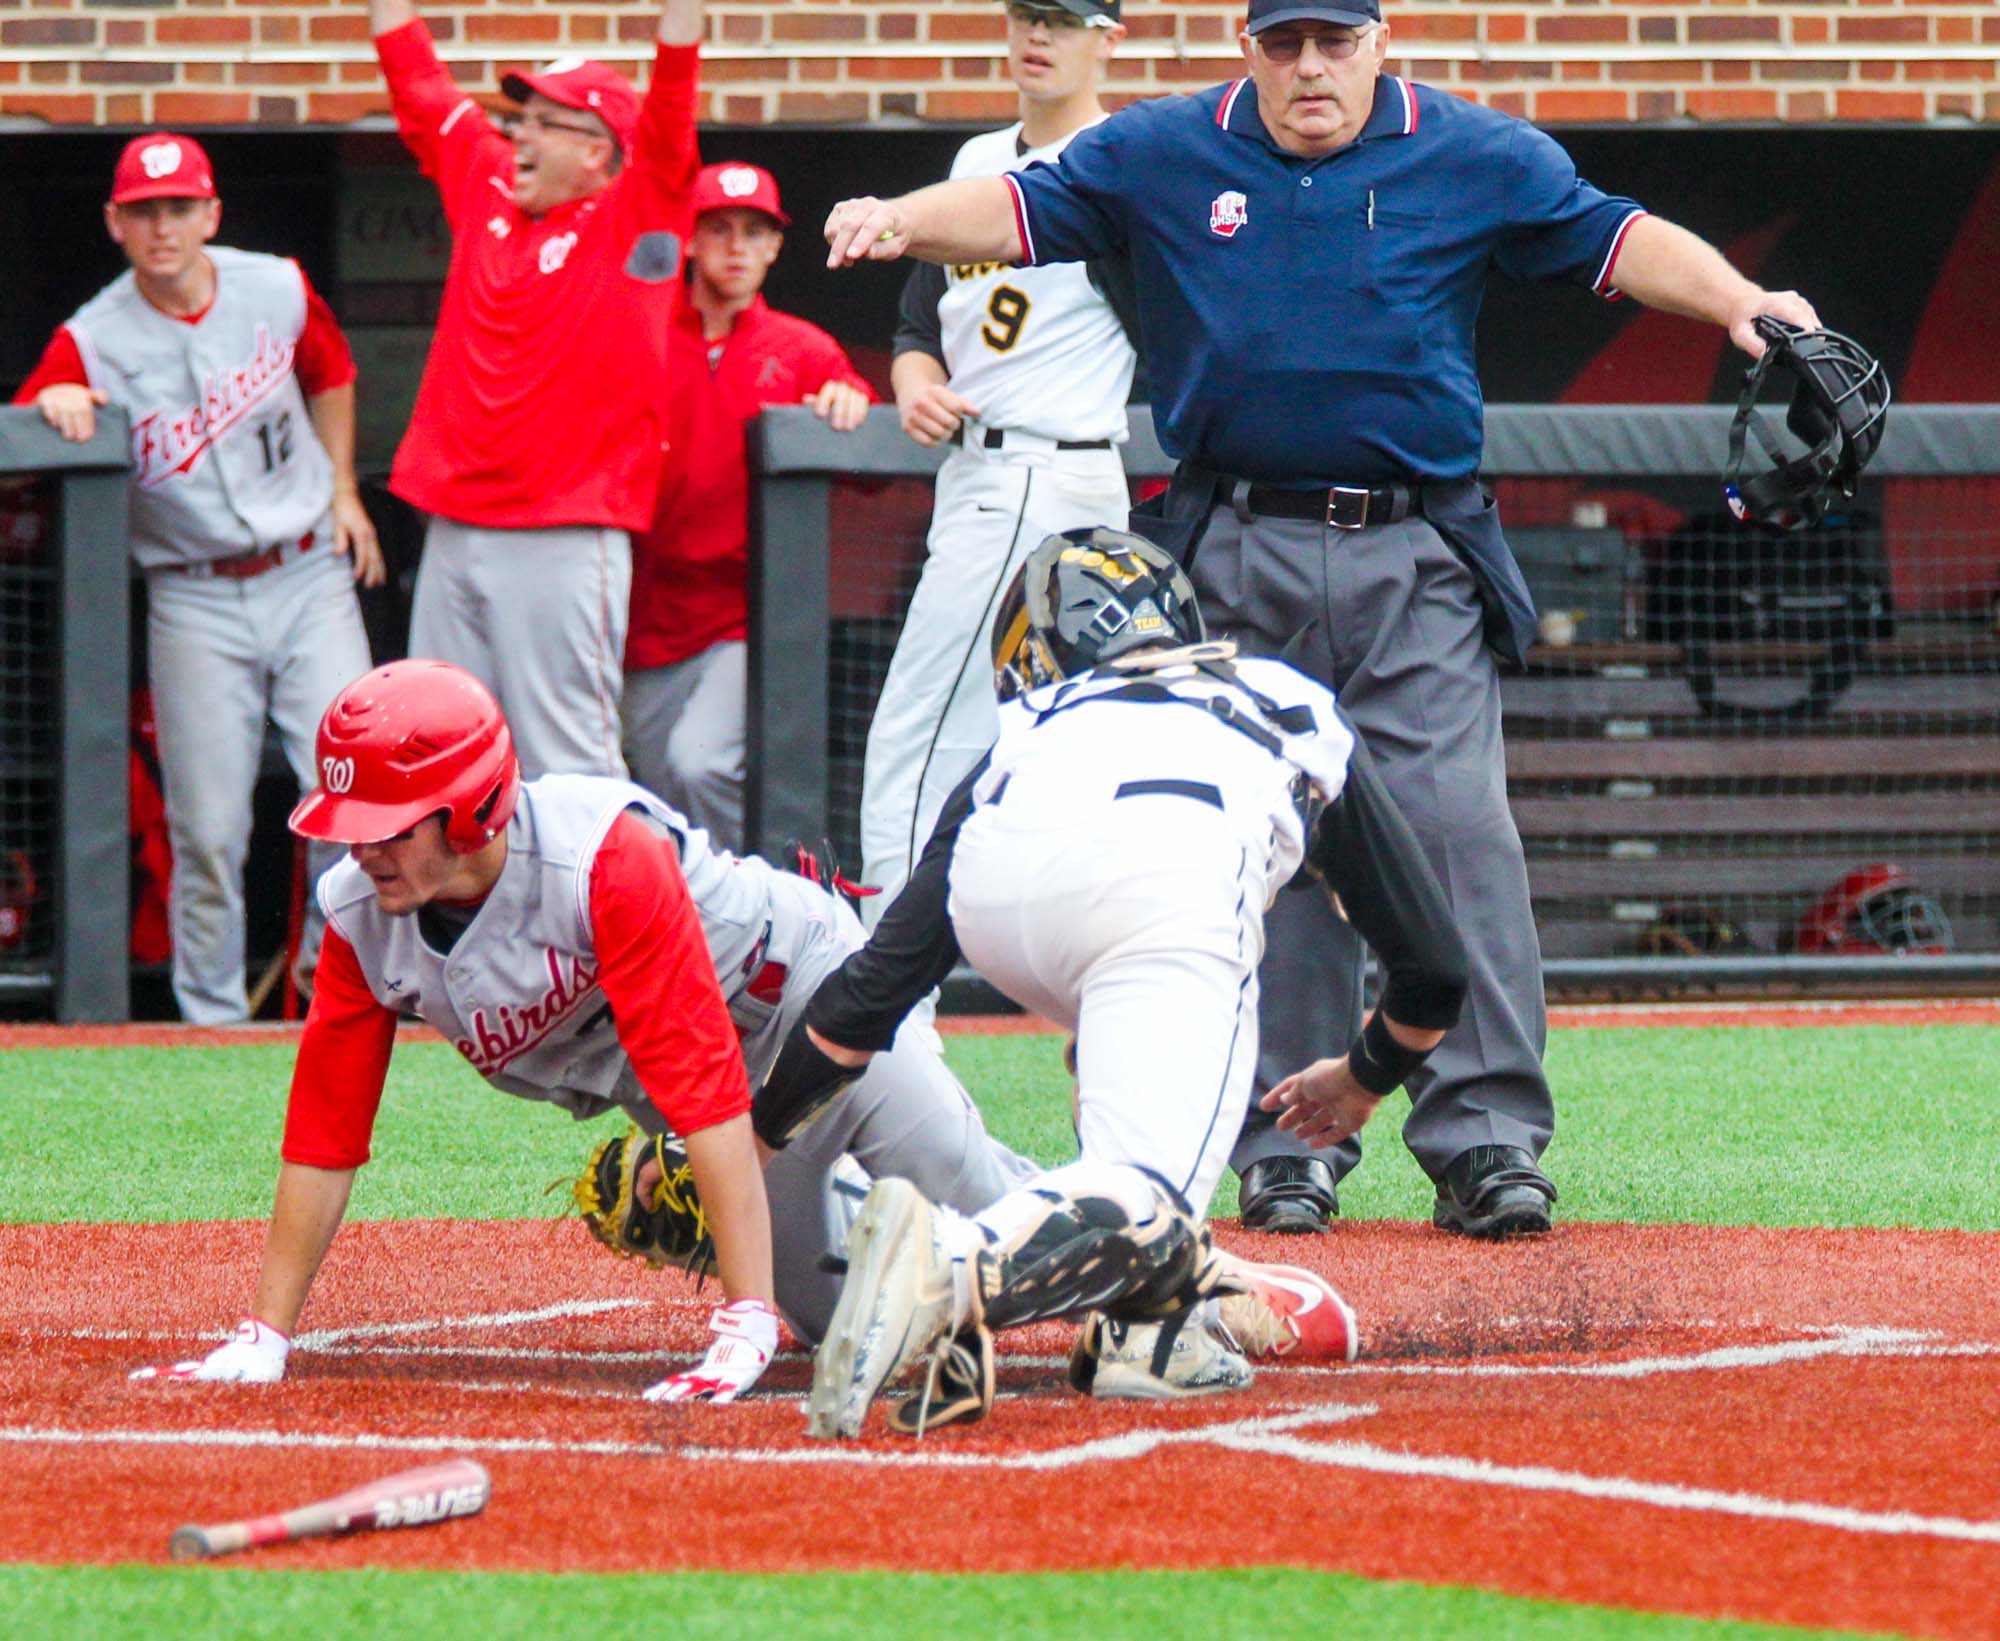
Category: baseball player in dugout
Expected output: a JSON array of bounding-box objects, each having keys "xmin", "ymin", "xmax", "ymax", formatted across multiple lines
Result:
[
  {"xmin": 800, "ymin": 531, "xmax": 1468, "ymax": 1438},
  {"xmin": 623, "ymin": 161, "xmax": 876, "ymax": 851},
  {"xmin": 368, "ymin": 0, "xmax": 705, "ymax": 782},
  {"xmin": 13, "ymin": 134, "xmax": 382, "ymax": 1025},
  {"xmin": 858, "ymin": 0, "xmax": 1141, "ymax": 1002},
  {"xmin": 826, "ymin": 0, "xmax": 1824, "ymax": 1240},
  {"xmin": 130, "ymin": 658, "xmax": 1050, "ymax": 1398}
]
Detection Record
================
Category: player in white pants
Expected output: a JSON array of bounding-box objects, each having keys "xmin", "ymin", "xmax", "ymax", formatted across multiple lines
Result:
[
  {"xmin": 860, "ymin": 0, "xmax": 1137, "ymax": 983},
  {"xmin": 802, "ymin": 530, "xmax": 1471, "ymax": 1438}
]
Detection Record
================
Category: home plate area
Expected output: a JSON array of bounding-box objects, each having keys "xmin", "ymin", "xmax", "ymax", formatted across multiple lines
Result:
[{"xmin": 2, "ymin": 1217, "xmax": 1997, "ymax": 1638}]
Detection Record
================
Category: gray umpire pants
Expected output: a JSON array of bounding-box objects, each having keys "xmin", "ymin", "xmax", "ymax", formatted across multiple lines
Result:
[
  {"xmin": 1188, "ymin": 503, "xmax": 1553, "ymax": 1185},
  {"xmin": 409, "ymin": 517, "xmax": 630, "ymax": 782}
]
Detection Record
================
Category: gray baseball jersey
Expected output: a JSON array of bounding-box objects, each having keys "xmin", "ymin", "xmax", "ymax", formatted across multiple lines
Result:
[{"xmin": 65, "ymin": 247, "xmax": 334, "ymax": 570}]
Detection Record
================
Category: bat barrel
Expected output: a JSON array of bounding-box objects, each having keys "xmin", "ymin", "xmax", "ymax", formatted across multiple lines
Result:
[{"xmin": 166, "ymin": 1461, "xmax": 490, "ymax": 1563}]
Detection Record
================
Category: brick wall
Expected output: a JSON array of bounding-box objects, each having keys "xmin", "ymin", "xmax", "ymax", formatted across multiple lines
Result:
[{"xmin": 2, "ymin": 0, "xmax": 1995, "ymax": 129}]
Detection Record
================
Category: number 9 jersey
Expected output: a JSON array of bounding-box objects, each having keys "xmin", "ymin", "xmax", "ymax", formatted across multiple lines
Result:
[{"xmin": 934, "ymin": 122, "xmax": 1135, "ymax": 444}]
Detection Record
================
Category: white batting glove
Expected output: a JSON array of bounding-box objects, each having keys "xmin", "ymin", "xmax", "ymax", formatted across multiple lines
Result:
[
  {"xmin": 642, "ymin": 1299, "xmax": 779, "ymax": 1404},
  {"xmin": 130, "ymin": 1318, "xmax": 290, "ymax": 1384}
]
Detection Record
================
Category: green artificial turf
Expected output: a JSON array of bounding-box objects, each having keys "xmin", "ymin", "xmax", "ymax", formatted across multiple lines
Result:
[
  {"xmin": 0, "ymin": 1027, "xmax": 1995, "ymax": 1230},
  {"xmin": 0, "ymin": 1564, "xmax": 1899, "ymax": 1641}
]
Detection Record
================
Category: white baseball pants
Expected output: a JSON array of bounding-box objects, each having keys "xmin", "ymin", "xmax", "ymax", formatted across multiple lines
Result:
[
  {"xmin": 946, "ymin": 786, "xmax": 1266, "ymax": 1217},
  {"xmin": 859, "ymin": 439, "xmax": 1129, "ymax": 921}
]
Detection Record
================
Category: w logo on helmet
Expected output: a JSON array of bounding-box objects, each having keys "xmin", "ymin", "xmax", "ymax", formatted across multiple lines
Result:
[{"xmin": 322, "ymin": 756, "xmax": 356, "ymax": 794}]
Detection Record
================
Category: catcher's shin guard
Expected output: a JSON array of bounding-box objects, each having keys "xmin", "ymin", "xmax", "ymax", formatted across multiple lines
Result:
[{"xmin": 973, "ymin": 1171, "xmax": 1225, "ymax": 1333}]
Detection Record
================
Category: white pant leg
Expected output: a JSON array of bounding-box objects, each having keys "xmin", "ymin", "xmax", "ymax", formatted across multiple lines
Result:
[
  {"xmin": 859, "ymin": 448, "xmax": 1130, "ymax": 918},
  {"xmin": 145, "ymin": 571, "xmax": 271, "ymax": 1024},
  {"xmin": 949, "ymin": 796, "xmax": 1262, "ymax": 1217},
  {"xmin": 261, "ymin": 542, "xmax": 374, "ymax": 975},
  {"xmin": 415, "ymin": 519, "xmax": 630, "ymax": 780}
]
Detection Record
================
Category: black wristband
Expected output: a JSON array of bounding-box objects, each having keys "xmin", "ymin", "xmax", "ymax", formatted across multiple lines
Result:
[{"xmin": 1345, "ymin": 1010, "xmax": 1429, "ymax": 1097}]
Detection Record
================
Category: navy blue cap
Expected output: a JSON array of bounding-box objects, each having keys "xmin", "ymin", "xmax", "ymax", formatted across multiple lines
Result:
[
  {"xmin": 1246, "ymin": 0, "xmax": 1380, "ymax": 34},
  {"xmin": 1008, "ymin": 0, "xmax": 1121, "ymax": 24}
]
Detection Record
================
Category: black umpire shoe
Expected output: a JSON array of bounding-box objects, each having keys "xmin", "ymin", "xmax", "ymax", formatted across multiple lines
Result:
[
  {"xmin": 1238, "ymin": 1155, "xmax": 1338, "ymax": 1235},
  {"xmin": 1432, "ymin": 1145, "xmax": 1557, "ymax": 1238}
]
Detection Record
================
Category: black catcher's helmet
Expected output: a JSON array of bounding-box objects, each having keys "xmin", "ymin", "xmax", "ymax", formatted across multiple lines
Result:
[
  {"xmin": 991, "ymin": 526, "xmax": 1206, "ymax": 701},
  {"xmin": 1724, "ymin": 317, "xmax": 1891, "ymax": 532}
]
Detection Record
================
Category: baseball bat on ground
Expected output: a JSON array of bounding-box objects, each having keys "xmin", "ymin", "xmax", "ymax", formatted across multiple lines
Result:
[{"xmin": 169, "ymin": 1457, "xmax": 490, "ymax": 1562}]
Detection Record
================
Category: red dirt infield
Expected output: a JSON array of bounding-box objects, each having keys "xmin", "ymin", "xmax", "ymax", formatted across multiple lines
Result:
[{"xmin": 1, "ymin": 1218, "xmax": 1995, "ymax": 1637}]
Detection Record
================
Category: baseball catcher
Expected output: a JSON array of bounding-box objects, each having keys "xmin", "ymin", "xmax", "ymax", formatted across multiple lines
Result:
[{"xmin": 799, "ymin": 529, "xmax": 1470, "ymax": 1438}]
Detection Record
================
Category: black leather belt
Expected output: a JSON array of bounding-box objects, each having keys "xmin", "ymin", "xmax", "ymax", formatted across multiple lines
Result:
[
  {"xmin": 1238, "ymin": 481, "xmax": 1420, "ymax": 531},
  {"xmin": 1114, "ymin": 778, "xmax": 1223, "ymax": 810},
  {"xmin": 954, "ymin": 426, "xmax": 1112, "ymax": 452}
]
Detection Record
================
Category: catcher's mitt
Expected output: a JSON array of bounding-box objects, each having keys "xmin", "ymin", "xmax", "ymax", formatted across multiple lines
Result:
[{"xmin": 572, "ymin": 1126, "xmax": 715, "ymax": 1278}]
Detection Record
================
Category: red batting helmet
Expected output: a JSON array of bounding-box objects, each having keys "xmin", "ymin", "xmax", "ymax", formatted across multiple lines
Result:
[
  {"xmin": 289, "ymin": 661, "xmax": 520, "ymax": 853},
  {"xmin": 1794, "ymin": 863, "xmax": 1954, "ymax": 957}
]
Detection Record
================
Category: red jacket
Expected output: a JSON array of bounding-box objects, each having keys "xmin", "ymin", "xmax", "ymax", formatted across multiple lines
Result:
[
  {"xmin": 627, "ymin": 295, "xmax": 873, "ymax": 670},
  {"xmin": 376, "ymin": 22, "xmax": 697, "ymax": 532}
]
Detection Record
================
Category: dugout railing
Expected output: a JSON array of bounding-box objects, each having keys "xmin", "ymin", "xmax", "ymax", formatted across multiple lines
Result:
[
  {"xmin": 748, "ymin": 402, "xmax": 2000, "ymax": 997},
  {"xmin": 0, "ymin": 405, "xmax": 131, "ymax": 1022}
]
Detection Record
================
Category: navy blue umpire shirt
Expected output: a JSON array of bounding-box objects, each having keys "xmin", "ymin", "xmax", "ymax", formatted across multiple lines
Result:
[{"xmin": 1004, "ymin": 73, "xmax": 1647, "ymax": 487}]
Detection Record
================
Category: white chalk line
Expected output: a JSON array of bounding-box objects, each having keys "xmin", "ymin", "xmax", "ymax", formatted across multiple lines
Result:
[
  {"xmin": 295, "ymin": 1298, "xmax": 652, "ymax": 1348},
  {"xmin": 0, "ymin": 1426, "xmax": 666, "ymax": 1458},
  {"xmin": 12, "ymin": 1400, "xmax": 1996, "ymax": 1548}
]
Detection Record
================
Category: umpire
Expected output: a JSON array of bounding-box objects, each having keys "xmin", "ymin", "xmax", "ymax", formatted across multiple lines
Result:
[{"xmin": 826, "ymin": 0, "xmax": 1821, "ymax": 1238}]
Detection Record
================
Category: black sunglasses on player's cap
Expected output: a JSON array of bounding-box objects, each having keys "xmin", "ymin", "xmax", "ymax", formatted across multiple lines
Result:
[
  {"xmin": 1005, "ymin": 0, "xmax": 1121, "ymax": 26},
  {"xmin": 1246, "ymin": 0, "xmax": 1381, "ymax": 32}
]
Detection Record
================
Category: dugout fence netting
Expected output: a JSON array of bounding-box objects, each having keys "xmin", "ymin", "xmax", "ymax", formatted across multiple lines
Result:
[{"xmin": 756, "ymin": 404, "xmax": 2000, "ymax": 993}]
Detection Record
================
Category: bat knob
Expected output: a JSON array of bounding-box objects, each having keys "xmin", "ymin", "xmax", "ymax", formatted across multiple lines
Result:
[{"xmin": 169, "ymin": 1525, "xmax": 213, "ymax": 1562}]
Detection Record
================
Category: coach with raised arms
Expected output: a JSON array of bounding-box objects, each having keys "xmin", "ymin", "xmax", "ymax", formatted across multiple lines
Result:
[
  {"xmin": 824, "ymin": 0, "xmax": 1824, "ymax": 1241},
  {"xmin": 367, "ymin": 0, "xmax": 704, "ymax": 782}
]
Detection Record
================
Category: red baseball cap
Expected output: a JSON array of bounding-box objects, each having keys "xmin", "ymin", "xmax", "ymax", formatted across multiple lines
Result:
[
  {"xmin": 691, "ymin": 162, "xmax": 789, "ymax": 226},
  {"xmin": 501, "ymin": 56, "xmax": 640, "ymax": 155},
  {"xmin": 110, "ymin": 134, "xmax": 217, "ymax": 205}
]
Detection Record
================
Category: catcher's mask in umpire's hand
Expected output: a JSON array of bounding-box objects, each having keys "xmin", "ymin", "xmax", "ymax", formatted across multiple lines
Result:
[
  {"xmin": 289, "ymin": 660, "xmax": 521, "ymax": 853},
  {"xmin": 991, "ymin": 526, "xmax": 1206, "ymax": 700},
  {"xmin": 1724, "ymin": 318, "xmax": 1891, "ymax": 532}
]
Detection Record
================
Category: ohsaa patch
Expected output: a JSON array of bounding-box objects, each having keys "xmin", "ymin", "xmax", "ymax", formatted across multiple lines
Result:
[
  {"xmin": 321, "ymin": 755, "xmax": 356, "ymax": 795},
  {"xmin": 717, "ymin": 165, "xmax": 762, "ymax": 200},
  {"xmin": 140, "ymin": 141, "xmax": 184, "ymax": 180},
  {"xmin": 1209, "ymin": 190, "xmax": 1249, "ymax": 239}
]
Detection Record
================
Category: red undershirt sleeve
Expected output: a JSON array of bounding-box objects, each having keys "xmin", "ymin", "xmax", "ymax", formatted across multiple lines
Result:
[
  {"xmin": 292, "ymin": 265, "xmax": 359, "ymax": 394},
  {"xmin": 11, "ymin": 328, "xmax": 88, "ymax": 403},
  {"xmin": 281, "ymin": 924, "xmax": 400, "ymax": 1169},
  {"xmin": 589, "ymin": 810, "xmax": 748, "ymax": 1136}
]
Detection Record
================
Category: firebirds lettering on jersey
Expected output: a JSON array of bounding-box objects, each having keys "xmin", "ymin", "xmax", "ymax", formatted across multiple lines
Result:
[
  {"xmin": 130, "ymin": 323, "xmax": 298, "ymax": 489},
  {"xmin": 454, "ymin": 947, "xmax": 602, "ymax": 1075}
]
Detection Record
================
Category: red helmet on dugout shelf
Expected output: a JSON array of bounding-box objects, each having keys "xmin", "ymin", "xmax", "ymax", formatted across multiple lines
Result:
[
  {"xmin": 1794, "ymin": 863, "xmax": 1953, "ymax": 956},
  {"xmin": 289, "ymin": 661, "xmax": 520, "ymax": 853},
  {"xmin": 991, "ymin": 526, "xmax": 1205, "ymax": 701}
]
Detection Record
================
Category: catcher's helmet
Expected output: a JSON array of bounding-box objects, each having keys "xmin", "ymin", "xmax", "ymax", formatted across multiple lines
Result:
[
  {"xmin": 289, "ymin": 660, "xmax": 520, "ymax": 852},
  {"xmin": 991, "ymin": 526, "xmax": 1205, "ymax": 701},
  {"xmin": 1724, "ymin": 318, "xmax": 1890, "ymax": 532},
  {"xmin": 1794, "ymin": 863, "xmax": 1953, "ymax": 956}
]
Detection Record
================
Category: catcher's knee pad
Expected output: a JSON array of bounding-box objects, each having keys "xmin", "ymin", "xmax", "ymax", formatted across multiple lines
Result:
[{"xmin": 972, "ymin": 1168, "xmax": 1215, "ymax": 1332}]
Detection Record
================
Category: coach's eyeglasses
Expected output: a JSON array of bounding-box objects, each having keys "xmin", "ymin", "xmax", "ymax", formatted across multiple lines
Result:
[
  {"xmin": 1005, "ymin": 3, "xmax": 1091, "ymax": 30},
  {"xmin": 499, "ymin": 110, "xmax": 611, "ymax": 142},
  {"xmin": 1256, "ymin": 25, "xmax": 1375, "ymax": 64}
]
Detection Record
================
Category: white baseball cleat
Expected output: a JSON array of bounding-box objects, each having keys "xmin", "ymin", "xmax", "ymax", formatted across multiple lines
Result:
[
  {"xmin": 1214, "ymin": 1257, "xmax": 1360, "ymax": 1363},
  {"xmin": 1069, "ymin": 1311, "xmax": 1254, "ymax": 1401},
  {"xmin": 807, "ymin": 1176, "xmax": 957, "ymax": 1440}
]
